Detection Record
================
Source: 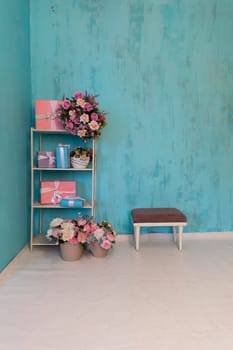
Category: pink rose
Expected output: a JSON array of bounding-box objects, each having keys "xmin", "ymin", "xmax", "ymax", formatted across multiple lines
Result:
[
  {"xmin": 91, "ymin": 223, "xmax": 99, "ymax": 232},
  {"xmin": 101, "ymin": 240, "xmax": 111, "ymax": 250},
  {"xmin": 107, "ymin": 232, "xmax": 115, "ymax": 242},
  {"xmin": 52, "ymin": 229, "xmax": 60, "ymax": 237},
  {"xmin": 78, "ymin": 231, "xmax": 87, "ymax": 243},
  {"xmin": 89, "ymin": 120, "xmax": 99, "ymax": 130},
  {"xmin": 70, "ymin": 237, "xmax": 78, "ymax": 245},
  {"xmin": 78, "ymin": 218, "xmax": 87, "ymax": 226},
  {"xmin": 67, "ymin": 121, "xmax": 74, "ymax": 129},
  {"xmin": 100, "ymin": 114, "xmax": 106, "ymax": 122},
  {"xmin": 63, "ymin": 100, "xmax": 71, "ymax": 109},
  {"xmin": 74, "ymin": 92, "xmax": 83, "ymax": 99},
  {"xmin": 91, "ymin": 113, "xmax": 98, "ymax": 121},
  {"xmin": 84, "ymin": 103, "xmax": 92, "ymax": 112},
  {"xmin": 84, "ymin": 223, "xmax": 91, "ymax": 233},
  {"xmin": 74, "ymin": 117, "xmax": 80, "ymax": 125}
]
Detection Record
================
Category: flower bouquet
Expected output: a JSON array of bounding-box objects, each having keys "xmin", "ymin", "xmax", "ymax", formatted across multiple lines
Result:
[
  {"xmin": 56, "ymin": 91, "xmax": 107, "ymax": 141},
  {"xmin": 86, "ymin": 220, "xmax": 116, "ymax": 257},
  {"xmin": 70, "ymin": 146, "xmax": 93, "ymax": 169},
  {"xmin": 46, "ymin": 217, "xmax": 87, "ymax": 261},
  {"xmin": 46, "ymin": 216, "xmax": 116, "ymax": 259}
]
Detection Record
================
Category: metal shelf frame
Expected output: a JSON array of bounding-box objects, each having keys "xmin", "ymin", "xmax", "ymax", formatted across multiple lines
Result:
[{"xmin": 30, "ymin": 128, "xmax": 96, "ymax": 250}]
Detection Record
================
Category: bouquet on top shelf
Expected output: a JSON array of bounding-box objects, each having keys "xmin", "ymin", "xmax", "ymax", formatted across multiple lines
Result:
[{"xmin": 56, "ymin": 91, "xmax": 107, "ymax": 141}]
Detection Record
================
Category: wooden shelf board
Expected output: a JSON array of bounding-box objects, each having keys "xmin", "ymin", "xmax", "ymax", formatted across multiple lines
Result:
[
  {"xmin": 32, "ymin": 201, "xmax": 92, "ymax": 209},
  {"xmin": 32, "ymin": 128, "xmax": 68, "ymax": 134},
  {"xmin": 32, "ymin": 233, "xmax": 58, "ymax": 246},
  {"xmin": 33, "ymin": 167, "xmax": 93, "ymax": 171}
]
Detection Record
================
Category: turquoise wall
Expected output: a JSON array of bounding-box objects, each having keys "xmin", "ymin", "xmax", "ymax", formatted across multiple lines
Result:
[
  {"xmin": 0, "ymin": 0, "xmax": 232, "ymax": 272},
  {"xmin": 30, "ymin": 0, "xmax": 233, "ymax": 234},
  {"xmin": 0, "ymin": 0, "xmax": 31, "ymax": 271}
]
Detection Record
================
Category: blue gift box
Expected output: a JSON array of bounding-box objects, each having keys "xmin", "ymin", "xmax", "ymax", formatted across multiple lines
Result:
[
  {"xmin": 56, "ymin": 144, "xmax": 70, "ymax": 168},
  {"xmin": 60, "ymin": 196, "xmax": 85, "ymax": 208}
]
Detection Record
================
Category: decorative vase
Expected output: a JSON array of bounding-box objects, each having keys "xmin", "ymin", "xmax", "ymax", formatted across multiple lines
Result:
[
  {"xmin": 71, "ymin": 156, "xmax": 90, "ymax": 169},
  {"xmin": 59, "ymin": 242, "xmax": 84, "ymax": 261},
  {"xmin": 90, "ymin": 241, "xmax": 108, "ymax": 258}
]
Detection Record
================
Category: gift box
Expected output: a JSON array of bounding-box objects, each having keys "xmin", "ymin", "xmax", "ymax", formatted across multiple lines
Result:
[
  {"xmin": 35, "ymin": 100, "xmax": 64, "ymax": 130},
  {"xmin": 60, "ymin": 196, "xmax": 85, "ymax": 208},
  {"xmin": 56, "ymin": 144, "xmax": 70, "ymax": 168},
  {"xmin": 38, "ymin": 151, "xmax": 56, "ymax": 168},
  {"xmin": 40, "ymin": 181, "xmax": 76, "ymax": 204}
]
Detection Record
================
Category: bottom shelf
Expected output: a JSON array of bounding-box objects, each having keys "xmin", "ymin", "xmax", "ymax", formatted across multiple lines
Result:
[{"xmin": 32, "ymin": 233, "xmax": 59, "ymax": 246}]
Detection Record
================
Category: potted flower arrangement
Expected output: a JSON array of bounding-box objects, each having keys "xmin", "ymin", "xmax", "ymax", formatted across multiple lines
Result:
[
  {"xmin": 86, "ymin": 220, "xmax": 116, "ymax": 258},
  {"xmin": 46, "ymin": 217, "xmax": 88, "ymax": 261},
  {"xmin": 70, "ymin": 146, "xmax": 93, "ymax": 169},
  {"xmin": 46, "ymin": 216, "xmax": 116, "ymax": 259},
  {"xmin": 56, "ymin": 91, "xmax": 107, "ymax": 141}
]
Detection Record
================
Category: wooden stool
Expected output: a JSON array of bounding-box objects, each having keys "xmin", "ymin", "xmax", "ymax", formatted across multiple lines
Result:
[{"xmin": 131, "ymin": 208, "xmax": 187, "ymax": 251}]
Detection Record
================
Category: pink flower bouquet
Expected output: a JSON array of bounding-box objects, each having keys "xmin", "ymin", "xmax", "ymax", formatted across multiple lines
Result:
[
  {"xmin": 86, "ymin": 220, "xmax": 116, "ymax": 251},
  {"xmin": 46, "ymin": 216, "xmax": 116, "ymax": 252},
  {"xmin": 46, "ymin": 217, "xmax": 91, "ymax": 245},
  {"xmin": 56, "ymin": 91, "xmax": 107, "ymax": 141}
]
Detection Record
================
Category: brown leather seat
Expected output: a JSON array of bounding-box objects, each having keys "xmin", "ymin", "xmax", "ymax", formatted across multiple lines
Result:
[
  {"xmin": 131, "ymin": 208, "xmax": 187, "ymax": 224},
  {"xmin": 131, "ymin": 208, "xmax": 187, "ymax": 251}
]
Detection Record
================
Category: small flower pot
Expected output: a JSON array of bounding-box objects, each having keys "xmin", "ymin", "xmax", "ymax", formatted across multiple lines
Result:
[
  {"xmin": 59, "ymin": 242, "xmax": 84, "ymax": 261},
  {"xmin": 90, "ymin": 241, "xmax": 108, "ymax": 258},
  {"xmin": 71, "ymin": 156, "xmax": 90, "ymax": 169}
]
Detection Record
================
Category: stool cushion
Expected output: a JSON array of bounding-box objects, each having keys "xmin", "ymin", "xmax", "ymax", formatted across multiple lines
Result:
[{"xmin": 131, "ymin": 208, "xmax": 187, "ymax": 223}]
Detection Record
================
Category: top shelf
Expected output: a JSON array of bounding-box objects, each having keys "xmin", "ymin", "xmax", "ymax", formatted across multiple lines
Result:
[{"xmin": 32, "ymin": 128, "xmax": 69, "ymax": 134}]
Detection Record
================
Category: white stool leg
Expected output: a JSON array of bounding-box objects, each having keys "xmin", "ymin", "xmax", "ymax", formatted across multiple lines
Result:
[
  {"xmin": 134, "ymin": 225, "xmax": 140, "ymax": 251},
  {"xmin": 178, "ymin": 226, "xmax": 183, "ymax": 251},
  {"xmin": 173, "ymin": 226, "xmax": 177, "ymax": 243}
]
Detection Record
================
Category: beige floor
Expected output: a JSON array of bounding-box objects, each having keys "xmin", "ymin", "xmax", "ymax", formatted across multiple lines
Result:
[{"xmin": 0, "ymin": 235, "xmax": 233, "ymax": 350}]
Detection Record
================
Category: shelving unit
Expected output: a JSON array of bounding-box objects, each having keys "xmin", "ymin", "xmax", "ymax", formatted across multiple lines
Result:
[{"xmin": 30, "ymin": 128, "xmax": 96, "ymax": 250}]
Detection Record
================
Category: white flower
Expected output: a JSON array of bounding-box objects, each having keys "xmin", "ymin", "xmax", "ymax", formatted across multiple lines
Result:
[
  {"xmin": 46, "ymin": 228, "xmax": 53, "ymax": 239},
  {"xmin": 69, "ymin": 110, "xmax": 76, "ymax": 120},
  {"xmin": 61, "ymin": 222, "xmax": 75, "ymax": 231},
  {"xmin": 50, "ymin": 218, "xmax": 63, "ymax": 227},
  {"xmin": 77, "ymin": 129, "xmax": 87, "ymax": 137},
  {"xmin": 61, "ymin": 230, "xmax": 74, "ymax": 242},
  {"xmin": 80, "ymin": 113, "xmax": 89, "ymax": 123},
  {"xmin": 94, "ymin": 228, "xmax": 105, "ymax": 240},
  {"xmin": 76, "ymin": 98, "xmax": 85, "ymax": 107}
]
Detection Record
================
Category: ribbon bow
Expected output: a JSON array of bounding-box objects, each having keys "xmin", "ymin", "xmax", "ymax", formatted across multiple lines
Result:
[
  {"xmin": 38, "ymin": 152, "xmax": 55, "ymax": 166},
  {"xmin": 40, "ymin": 181, "xmax": 75, "ymax": 204},
  {"xmin": 37, "ymin": 101, "xmax": 61, "ymax": 129}
]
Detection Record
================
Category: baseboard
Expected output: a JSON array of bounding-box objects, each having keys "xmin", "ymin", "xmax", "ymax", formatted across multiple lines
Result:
[
  {"xmin": 0, "ymin": 245, "xmax": 29, "ymax": 283},
  {"xmin": 117, "ymin": 231, "xmax": 233, "ymax": 242}
]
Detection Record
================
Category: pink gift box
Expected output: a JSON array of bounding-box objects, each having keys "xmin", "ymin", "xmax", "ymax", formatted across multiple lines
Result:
[
  {"xmin": 35, "ymin": 100, "xmax": 64, "ymax": 130},
  {"xmin": 40, "ymin": 181, "xmax": 76, "ymax": 204}
]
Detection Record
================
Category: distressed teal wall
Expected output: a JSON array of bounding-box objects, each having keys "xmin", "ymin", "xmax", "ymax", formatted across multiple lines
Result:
[
  {"xmin": 30, "ymin": 0, "xmax": 233, "ymax": 233},
  {"xmin": 0, "ymin": 0, "xmax": 31, "ymax": 271}
]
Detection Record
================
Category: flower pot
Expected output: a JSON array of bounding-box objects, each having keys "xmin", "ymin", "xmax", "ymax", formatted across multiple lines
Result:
[
  {"xmin": 90, "ymin": 241, "xmax": 108, "ymax": 258},
  {"xmin": 59, "ymin": 242, "xmax": 84, "ymax": 261},
  {"xmin": 71, "ymin": 156, "xmax": 90, "ymax": 169}
]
